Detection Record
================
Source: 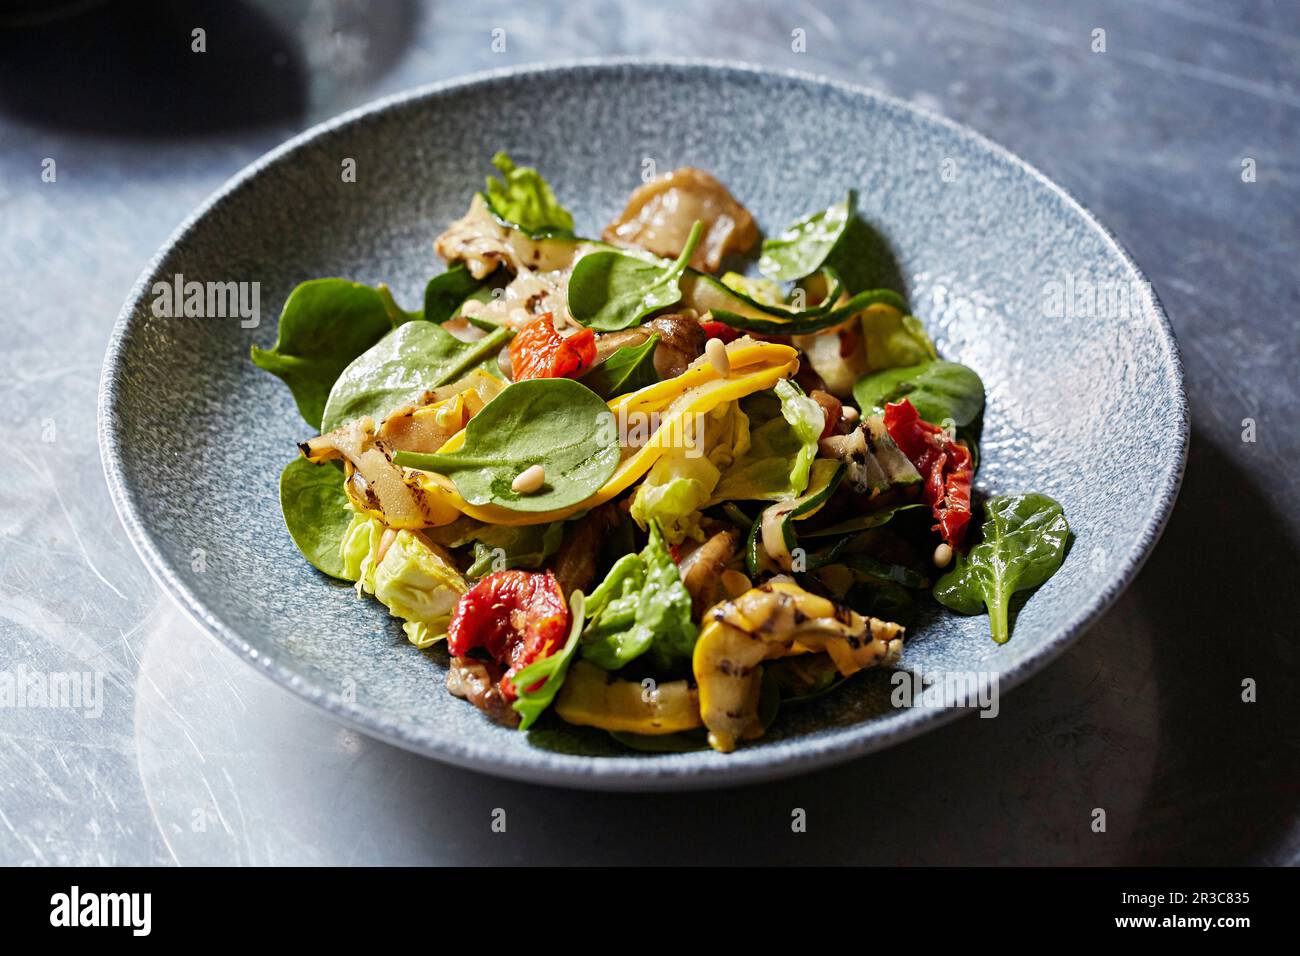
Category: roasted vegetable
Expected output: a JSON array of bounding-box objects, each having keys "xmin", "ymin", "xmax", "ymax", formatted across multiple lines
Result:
[
  {"xmin": 602, "ymin": 167, "xmax": 757, "ymax": 272},
  {"xmin": 555, "ymin": 660, "xmax": 702, "ymax": 734},
  {"xmin": 447, "ymin": 570, "xmax": 570, "ymax": 701},
  {"xmin": 693, "ymin": 581, "xmax": 903, "ymax": 752}
]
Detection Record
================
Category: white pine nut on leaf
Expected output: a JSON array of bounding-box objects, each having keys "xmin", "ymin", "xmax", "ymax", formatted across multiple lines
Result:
[{"xmin": 511, "ymin": 464, "xmax": 545, "ymax": 494}]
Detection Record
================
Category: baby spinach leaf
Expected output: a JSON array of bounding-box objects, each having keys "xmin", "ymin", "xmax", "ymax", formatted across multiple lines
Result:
[
  {"xmin": 853, "ymin": 359, "xmax": 985, "ymax": 427},
  {"xmin": 393, "ymin": 378, "xmax": 620, "ymax": 513},
  {"xmin": 512, "ymin": 591, "xmax": 585, "ymax": 730},
  {"xmin": 320, "ymin": 322, "xmax": 512, "ymax": 433},
  {"xmin": 484, "ymin": 151, "xmax": 574, "ymax": 237},
  {"xmin": 465, "ymin": 521, "xmax": 565, "ymax": 579},
  {"xmin": 568, "ymin": 221, "xmax": 704, "ymax": 331},
  {"xmin": 579, "ymin": 333, "xmax": 660, "ymax": 399},
  {"xmin": 846, "ymin": 581, "xmax": 916, "ymax": 626},
  {"xmin": 251, "ymin": 279, "xmax": 399, "ymax": 430},
  {"xmin": 279, "ymin": 458, "xmax": 353, "ymax": 580},
  {"xmin": 423, "ymin": 263, "xmax": 488, "ymax": 324},
  {"xmin": 580, "ymin": 520, "xmax": 698, "ymax": 671},
  {"xmin": 933, "ymin": 493, "xmax": 1071, "ymax": 644},
  {"xmin": 759, "ymin": 192, "xmax": 853, "ymax": 281}
]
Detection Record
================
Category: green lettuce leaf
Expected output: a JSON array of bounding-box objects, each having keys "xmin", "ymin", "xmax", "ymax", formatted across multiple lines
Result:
[
  {"xmin": 712, "ymin": 379, "xmax": 823, "ymax": 502},
  {"xmin": 484, "ymin": 151, "xmax": 574, "ymax": 237},
  {"xmin": 580, "ymin": 521, "xmax": 698, "ymax": 671},
  {"xmin": 340, "ymin": 513, "xmax": 468, "ymax": 646},
  {"xmin": 629, "ymin": 402, "xmax": 749, "ymax": 544},
  {"xmin": 861, "ymin": 307, "xmax": 937, "ymax": 372}
]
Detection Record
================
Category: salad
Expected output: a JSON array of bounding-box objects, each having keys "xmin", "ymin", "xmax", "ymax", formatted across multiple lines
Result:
[{"xmin": 253, "ymin": 154, "xmax": 1070, "ymax": 753}]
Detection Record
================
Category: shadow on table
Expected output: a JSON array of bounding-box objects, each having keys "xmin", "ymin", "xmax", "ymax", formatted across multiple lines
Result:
[
  {"xmin": 0, "ymin": 0, "xmax": 417, "ymax": 138},
  {"xmin": 1122, "ymin": 428, "xmax": 1300, "ymax": 864}
]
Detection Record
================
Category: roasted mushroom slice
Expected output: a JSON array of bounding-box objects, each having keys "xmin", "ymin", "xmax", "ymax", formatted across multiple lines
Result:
[
  {"xmin": 592, "ymin": 312, "xmax": 708, "ymax": 381},
  {"xmin": 678, "ymin": 528, "xmax": 739, "ymax": 618},
  {"xmin": 551, "ymin": 503, "xmax": 621, "ymax": 596},
  {"xmin": 693, "ymin": 581, "xmax": 904, "ymax": 752},
  {"xmin": 434, "ymin": 193, "xmax": 579, "ymax": 278},
  {"xmin": 603, "ymin": 168, "xmax": 758, "ymax": 273},
  {"xmin": 446, "ymin": 656, "xmax": 520, "ymax": 728},
  {"xmin": 644, "ymin": 312, "xmax": 707, "ymax": 378}
]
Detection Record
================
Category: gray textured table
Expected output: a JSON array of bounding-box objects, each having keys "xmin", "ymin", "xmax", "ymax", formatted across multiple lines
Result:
[{"xmin": 1, "ymin": 0, "xmax": 1296, "ymax": 865}]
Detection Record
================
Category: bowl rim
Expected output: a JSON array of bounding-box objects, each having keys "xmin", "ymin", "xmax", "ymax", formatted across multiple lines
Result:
[{"xmin": 97, "ymin": 57, "xmax": 1188, "ymax": 791}]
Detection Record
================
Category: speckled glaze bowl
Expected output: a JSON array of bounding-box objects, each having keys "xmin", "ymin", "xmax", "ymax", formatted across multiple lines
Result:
[{"xmin": 99, "ymin": 60, "xmax": 1186, "ymax": 790}]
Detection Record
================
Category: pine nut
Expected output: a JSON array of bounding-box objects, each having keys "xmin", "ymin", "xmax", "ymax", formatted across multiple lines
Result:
[
  {"xmin": 705, "ymin": 337, "xmax": 731, "ymax": 377},
  {"xmin": 511, "ymin": 464, "xmax": 545, "ymax": 494},
  {"xmin": 841, "ymin": 406, "xmax": 860, "ymax": 423},
  {"xmin": 933, "ymin": 542, "xmax": 954, "ymax": 568}
]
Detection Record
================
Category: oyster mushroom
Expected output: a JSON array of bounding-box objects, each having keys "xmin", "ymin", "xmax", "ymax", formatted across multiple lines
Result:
[{"xmin": 603, "ymin": 168, "xmax": 758, "ymax": 273}]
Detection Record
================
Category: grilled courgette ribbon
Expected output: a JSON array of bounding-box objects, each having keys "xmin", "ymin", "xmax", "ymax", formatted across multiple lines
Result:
[{"xmin": 409, "ymin": 338, "xmax": 800, "ymax": 527}]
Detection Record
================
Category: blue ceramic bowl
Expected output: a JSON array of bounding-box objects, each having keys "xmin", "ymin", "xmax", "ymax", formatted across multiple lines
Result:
[{"xmin": 99, "ymin": 60, "xmax": 1186, "ymax": 790}]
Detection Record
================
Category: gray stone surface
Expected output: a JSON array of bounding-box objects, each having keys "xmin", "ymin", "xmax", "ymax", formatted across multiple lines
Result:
[{"xmin": 0, "ymin": 0, "xmax": 1295, "ymax": 864}]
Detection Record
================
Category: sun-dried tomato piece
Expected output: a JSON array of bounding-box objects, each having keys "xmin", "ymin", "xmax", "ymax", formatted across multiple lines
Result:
[
  {"xmin": 447, "ymin": 570, "xmax": 570, "ymax": 701},
  {"xmin": 883, "ymin": 398, "xmax": 973, "ymax": 548},
  {"xmin": 509, "ymin": 313, "xmax": 597, "ymax": 381}
]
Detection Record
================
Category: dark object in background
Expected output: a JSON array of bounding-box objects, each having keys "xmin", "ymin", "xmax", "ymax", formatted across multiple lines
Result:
[{"xmin": 0, "ymin": 0, "xmax": 308, "ymax": 135}]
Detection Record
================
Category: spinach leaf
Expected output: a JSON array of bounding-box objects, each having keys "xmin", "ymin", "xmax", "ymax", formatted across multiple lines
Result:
[
  {"xmin": 423, "ymin": 263, "xmax": 488, "ymax": 324},
  {"xmin": 759, "ymin": 193, "xmax": 853, "ymax": 281},
  {"xmin": 465, "ymin": 521, "xmax": 564, "ymax": 578},
  {"xmin": 278, "ymin": 458, "xmax": 353, "ymax": 580},
  {"xmin": 581, "ymin": 521, "xmax": 698, "ymax": 671},
  {"xmin": 251, "ymin": 279, "xmax": 399, "ymax": 430},
  {"xmin": 579, "ymin": 333, "xmax": 660, "ymax": 399},
  {"xmin": 484, "ymin": 151, "xmax": 574, "ymax": 237},
  {"xmin": 853, "ymin": 359, "xmax": 985, "ymax": 427},
  {"xmin": 933, "ymin": 493, "xmax": 1071, "ymax": 644},
  {"xmin": 393, "ymin": 378, "xmax": 620, "ymax": 513},
  {"xmin": 846, "ymin": 581, "xmax": 917, "ymax": 626},
  {"xmin": 320, "ymin": 322, "xmax": 512, "ymax": 433},
  {"xmin": 512, "ymin": 591, "xmax": 585, "ymax": 730},
  {"xmin": 568, "ymin": 221, "xmax": 704, "ymax": 331}
]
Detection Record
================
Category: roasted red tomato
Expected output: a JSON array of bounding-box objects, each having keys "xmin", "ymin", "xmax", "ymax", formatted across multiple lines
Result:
[
  {"xmin": 883, "ymin": 398, "xmax": 973, "ymax": 549},
  {"xmin": 447, "ymin": 570, "xmax": 570, "ymax": 701},
  {"xmin": 699, "ymin": 320, "xmax": 741, "ymax": 343},
  {"xmin": 509, "ymin": 313, "xmax": 597, "ymax": 381}
]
